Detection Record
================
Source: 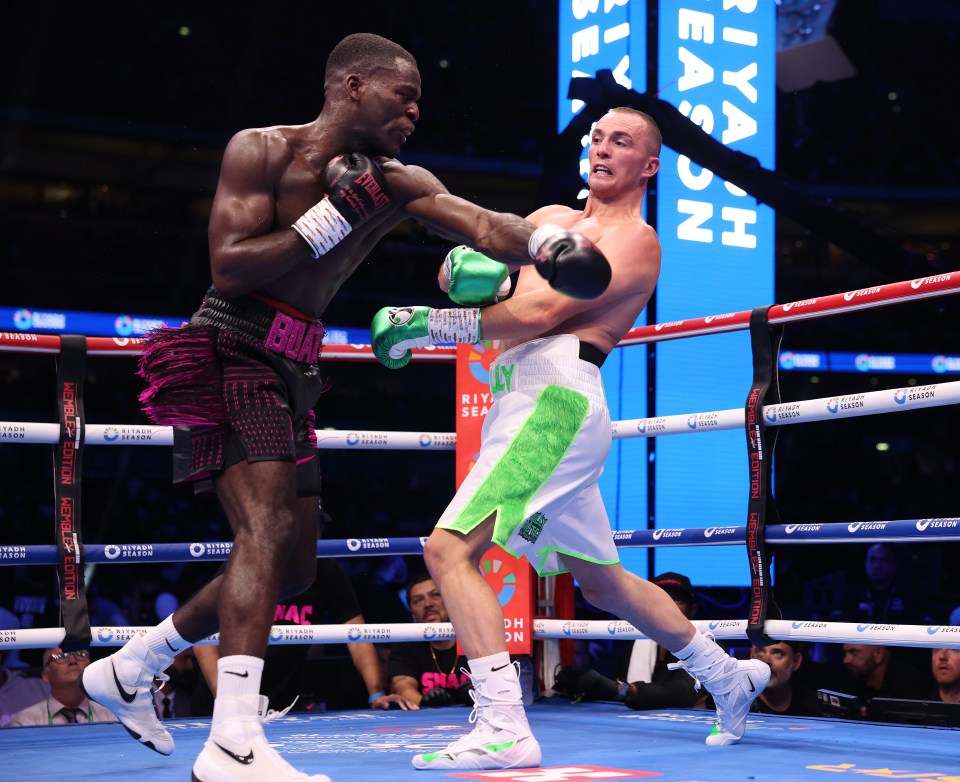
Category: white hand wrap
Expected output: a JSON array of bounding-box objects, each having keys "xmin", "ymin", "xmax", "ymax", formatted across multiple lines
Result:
[
  {"xmin": 527, "ymin": 223, "xmax": 566, "ymax": 258},
  {"xmin": 427, "ymin": 308, "xmax": 481, "ymax": 345},
  {"xmin": 292, "ymin": 199, "xmax": 353, "ymax": 258}
]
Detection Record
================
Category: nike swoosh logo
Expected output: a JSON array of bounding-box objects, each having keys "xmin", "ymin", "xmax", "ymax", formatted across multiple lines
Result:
[
  {"xmin": 165, "ymin": 638, "xmax": 180, "ymax": 653},
  {"xmin": 295, "ymin": 456, "xmax": 315, "ymax": 465},
  {"xmin": 215, "ymin": 742, "xmax": 254, "ymax": 765},
  {"xmin": 491, "ymin": 663, "xmax": 511, "ymax": 672},
  {"xmin": 111, "ymin": 661, "xmax": 138, "ymax": 703},
  {"xmin": 747, "ymin": 677, "xmax": 756, "ymax": 693},
  {"xmin": 224, "ymin": 670, "xmax": 250, "ymax": 678}
]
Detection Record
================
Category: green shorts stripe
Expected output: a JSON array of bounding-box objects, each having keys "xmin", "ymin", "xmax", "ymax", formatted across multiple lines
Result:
[{"xmin": 443, "ymin": 385, "xmax": 589, "ymax": 546}]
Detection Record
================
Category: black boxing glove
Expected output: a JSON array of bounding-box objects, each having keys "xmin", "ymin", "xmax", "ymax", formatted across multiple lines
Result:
[
  {"xmin": 454, "ymin": 678, "xmax": 475, "ymax": 706},
  {"xmin": 528, "ymin": 224, "xmax": 612, "ymax": 300},
  {"xmin": 575, "ymin": 669, "xmax": 628, "ymax": 701},
  {"xmin": 292, "ymin": 152, "xmax": 393, "ymax": 257},
  {"xmin": 420, "ymin": 685, "xmax": 456, "ymax": 708}
]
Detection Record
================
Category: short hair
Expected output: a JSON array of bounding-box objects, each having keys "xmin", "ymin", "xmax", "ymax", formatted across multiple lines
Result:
[
  {"xmin": 609, "ymin": 106, "xmax": 662, "ymax": 157},
  {"xmin": 405, "ymin": 570, "xmax": 434, "ymax": 601},
  {"xmin": 325, "ymin": 33, "xmax": 417, "ymax": 87}
]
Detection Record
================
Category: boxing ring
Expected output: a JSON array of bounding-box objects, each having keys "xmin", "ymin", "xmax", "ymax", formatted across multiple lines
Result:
[{"xmin": 2, "ymin": 272, "xmax": 960, "ymax": 781}]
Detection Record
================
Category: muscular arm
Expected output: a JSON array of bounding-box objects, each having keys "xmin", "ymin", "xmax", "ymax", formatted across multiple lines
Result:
[
  {"xmin": 391, "ymin": 165, "xmax": 535, "ymax": 265},
  {"xmin": 390, "ymin": 674, "xmax": 423, "ymax": 707},
  {"xmin": 207, "ymin": 129, "xmax": 314, "ymax": 297},
  {"xmin": 479, "ymin": 220, "xmax": 660, "ymax": 344},
  {"xmin": 343, "ymin": 614, "xmax": 416, "ymax": 710}
]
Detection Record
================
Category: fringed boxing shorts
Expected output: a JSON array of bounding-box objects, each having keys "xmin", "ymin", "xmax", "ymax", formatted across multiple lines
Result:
[
  {"xmin": 437, "ymin": 334, "xmax": 619, "ymax": 576},
  {"xmin": 137, "ymin": 287, "xmax": 326, "ymax": 495}
]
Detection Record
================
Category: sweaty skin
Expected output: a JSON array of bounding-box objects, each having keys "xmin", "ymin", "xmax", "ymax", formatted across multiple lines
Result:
[{"xmin": 207, "ymin": 57, "xmax": 536, "ymax": 319}]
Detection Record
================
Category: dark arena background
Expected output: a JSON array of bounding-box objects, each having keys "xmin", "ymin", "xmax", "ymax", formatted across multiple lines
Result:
[{"xmin": 1, "ymin": 2, "xmax": 959, "ymax": 780}]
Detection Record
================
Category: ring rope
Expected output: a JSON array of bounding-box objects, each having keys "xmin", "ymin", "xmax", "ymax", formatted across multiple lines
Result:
[
  {"xmin": 2, "ymin": 377, "xmax": 958, "ymax": 449},
  {"xmin": 2, "ymin": 619, "xmax": 957, "ymax": 651},
  {"xmin": 2, "ymin": 272, "xmax": 957, "ymax": 359},
  {"xmin": 3, "ymin": 273, "xmax": 959, "ymax": 662},
  {"xmin": 3, "ymin": 519, "xmax": 960, "ymax": 568}
]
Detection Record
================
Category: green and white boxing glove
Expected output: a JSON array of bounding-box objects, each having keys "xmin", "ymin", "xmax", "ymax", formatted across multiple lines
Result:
[
  {"xmin": 371, "ymin": 306, "xmax": 481, "ymax": 369},
  {"xmin": 442, "ymin": 246, "xmax": 512, "ymax": 305}
]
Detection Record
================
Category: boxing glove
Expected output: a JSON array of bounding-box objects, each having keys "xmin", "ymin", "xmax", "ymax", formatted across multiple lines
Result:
[
  {"xmin": 529, "ymin": 224, "xmax": 612, "ymax": 300},
  {"xmin": 293, "ymin": 152, "xmax": 393, "ymax": 257},
  {"xmin": 454, "ymin": 678, "xmax": 475, "ymax": 706},
  {"xmin": 442, "ymin": 246, "xmax": 512, "ymax": 306},
  {"xmin": 419, "ymin": 685, "xmax": 456, "ymax": 708},
  {"xmin": 371, "ymin": 306, "xmax": 481, "ymax": 369}
]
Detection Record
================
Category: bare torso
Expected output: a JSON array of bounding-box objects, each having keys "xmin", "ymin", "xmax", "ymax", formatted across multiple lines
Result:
[
  {"xmin": 498, "ymin": 204, "xmax": 660, "ymax": 355},
  {"xmin": 207, "ymin": 122, "xmax": 534, "ymax": 318}
]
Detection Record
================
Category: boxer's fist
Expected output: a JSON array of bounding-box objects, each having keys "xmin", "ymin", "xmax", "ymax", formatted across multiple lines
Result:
[
  {"xmin": 293, "ymin": 152, "xmax": 393, "ymax": 257},
  {"xmin": 443, "ymin": 246, "xmax": 511, "ymax": 306},
  {"xmin": 323, "ymin": 152, "xmax": 393, "ymax": 227},
  {"xmin": 371, "ymin": 306, "xmax": 482, "ymax": 369},
  {"xmin": 371, "ymin": 306, "xmax": 432, "ymax": 370},
  {"xmin": 530, "ymin": 226, "xmax": 612, "ymax": 300}
]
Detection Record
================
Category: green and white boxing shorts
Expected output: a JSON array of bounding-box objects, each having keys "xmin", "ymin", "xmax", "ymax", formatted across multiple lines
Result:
[{"xmin": 437, "ymin": 334, "xmax": 619, "ymax": 576}]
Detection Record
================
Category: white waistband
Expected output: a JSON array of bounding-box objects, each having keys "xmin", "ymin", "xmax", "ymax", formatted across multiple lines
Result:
[{"xmin": 490, "ymin": 336, "xmax": 603, "ymax": 400}]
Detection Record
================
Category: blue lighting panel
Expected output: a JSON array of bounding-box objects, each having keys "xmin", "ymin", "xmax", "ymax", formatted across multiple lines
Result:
[
  {"xmin": 654, "ymin": 1, "xmax": 776, "ymax": 585},
  {"xmin": 558, "ymin": 0, "xmax": 649, "ymax": 575}
]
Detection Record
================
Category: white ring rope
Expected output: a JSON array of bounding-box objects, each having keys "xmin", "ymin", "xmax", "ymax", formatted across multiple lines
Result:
[
  {"xmin": 2, "ymin": 273, "xmax": 959, "ymax": 659},
  {"xmin": 3, "ymin": 619, "xmax": 958, "ymax": 651},
  {"xmin": 2, "ymin": 378, "xmax": 957, "ymax": 448}
]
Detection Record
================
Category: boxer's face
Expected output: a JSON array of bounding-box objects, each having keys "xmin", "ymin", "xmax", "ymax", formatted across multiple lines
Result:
[
  {"xmin": 352, "ymin": 58, "xmax": 420, "ymax": 157},
  {"xmin": 587, "ymin": 111, "xmax": 659, "ymax": 196}
]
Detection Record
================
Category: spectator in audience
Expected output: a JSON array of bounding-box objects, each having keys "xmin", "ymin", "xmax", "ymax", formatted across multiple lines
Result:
[
  {"xmin": 931, "ymin": 647, "xmax": 960, "ymax": 703},
  {"xmin": 388, "ymin": 572, "xmax": 470, "ymax": 709},
  {"xmin": 839, "ymin": 544, "xmax": 931, "ymax": 626},
  {"xmin": 153, "ymin": 648, "xmax": 198, "ymax": 720},
  {"xmin": 192, "ymin": 557, "xmax": 407, "ymax": 714},
  {"xmin": 749, "ymin": 640, "xmax": 821, "ymax": 716},
  {"xmin": 840, "ymin": 643, "xmax": 936, "ymax": 702},
  {"xmin": 553, "ymin": 572, "xmax": 700, "ymax": 711},
  {"xmin": 8, "ymin": 648, "xmax": 116, "ymax": 727},
  {"xmin": 0, "ymin": 609, "xmax": 50, "ymax": 727}
]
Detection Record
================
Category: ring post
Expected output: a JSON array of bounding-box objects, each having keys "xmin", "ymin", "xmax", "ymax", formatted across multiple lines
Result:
[
  {"xmin": 54, "ymin": 335, "xmax": 92, "ymax": 652},
  {"xmin": 744, "ymin": 307, "xmax": 783, "ymax": 647}
]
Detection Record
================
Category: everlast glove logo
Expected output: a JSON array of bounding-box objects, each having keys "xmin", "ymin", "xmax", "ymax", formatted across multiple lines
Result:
[{"xmin": 353, "ymin": 171, "xmax": 390, "ymax": 209}]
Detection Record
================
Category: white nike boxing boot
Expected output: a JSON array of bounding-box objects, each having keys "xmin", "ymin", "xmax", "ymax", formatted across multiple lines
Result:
[
  {"xmin": 412, "ymin": 658, "xmax": 541, "ymax": 770},
  {"xmin": 671, "ymin": 632, "xmax": 771, "ymax": 746},
  {"xmin": 79, "ymin": 632, "xmax": 175, "ymax": 755},
  {"xmin": 192, "ymin": 694, "xmax": 331, "ymax": 782}
]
